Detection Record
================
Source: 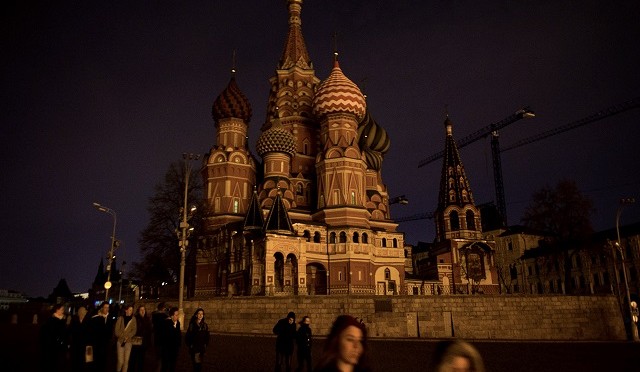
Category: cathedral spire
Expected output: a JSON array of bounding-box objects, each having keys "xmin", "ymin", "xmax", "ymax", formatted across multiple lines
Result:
[
  {"xmin": 437, "ymin": 115, "xmax": 475, "ymax": 211},
  {"xmin": 279, "ymin": 0, "xmax": 312, "ymax": 70},
  {"xmin": 263, "ymin": 188, "xmax": 294, "ymax": 235},
  {"xmin": 243, "ymin": 187, "xmax": 265, "ymax": 232}
]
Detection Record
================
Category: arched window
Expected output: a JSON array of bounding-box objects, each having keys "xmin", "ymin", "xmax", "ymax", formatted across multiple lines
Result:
[
  {"xmin": 465, "ymin": 210, "xmax": 475, "ymax": 230},
  {"xmin": 274, "ymin": 252, "xmax": 285, "ymax": 289},
  {"xmin": 393, "ymin": 238, "xmax": 398, "ymax": 248},
  {"xmin": 233, "ymin": 199, "xmax": 239, "ymax": 213},
  {"xmin": 313, "ymin": 232, "xmax": 321, "ymax": 243},
  {"xmin": 450, "ymin": 211, "xmax": 460, "ymax": 230},
  {"xmin": 384, "ymin": 268, "xmax": 391, "ymax": 280},
  {"xmin": 449, "ymin": 190, "xmax": 456, "ymax": 202},
  {"xmin": 339, "ymin": 231, "xmax": 347, "ymax": 243},
  {"xmin": 362, "ymin": 233, "xmax": 368, "ymax": 244},
  {"xmin": 297, "ymin": 184, "xmax": 303, "ymax": 195},
  {"xmin": 303, "ymin": 230, "xmax": 311, "ymax": 242},
  {"xmin": 351, "ymin": 191, "xmax": 356, "ymax": 204},
  {"xmin": 329, "ymin": 232, "xmax": 336, "ymax": 244},
  {"xmin": 353, "ymin": 232, "xmax": 359, "ymax": 243},
  {"xmin": 382, "ymin": 238, "xmax": 387, "ymax": 247}
]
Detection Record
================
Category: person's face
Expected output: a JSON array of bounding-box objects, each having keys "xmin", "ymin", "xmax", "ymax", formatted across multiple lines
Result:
[
  {"xmin": 337, "ymin": 325, "xmax": 363, "ymax": 366},
  {"xmin": 447, "ymin": 356, "xmax": 472, "ymax": 372},
  {"xmin": 303, "ymin": 317, "xmax": 311, "ymax": 325},
  {"xmin": 125, "ymin": 306, "xmax": 133, "ymax": 316},
  {"xmin": 196, "ymin": 310, "xmax": 204, "ymax": 321},
  {"xmin": 288, "ymin": 317, "xmax": 294, "ymax": 324},
  {"xmin": 54, "ymin": 306, "xmax": 64, "ymax": 317},
  {"xmin": 100, "ymin": 304, "xmax": 110, "ymax": 315},
  {"xmin": 171, "ymin": 310, "xmax": 180, "ymax": 322},
  {"xmin": 138, "ymin": 307, "xmax": 146, "ymax": 316}
]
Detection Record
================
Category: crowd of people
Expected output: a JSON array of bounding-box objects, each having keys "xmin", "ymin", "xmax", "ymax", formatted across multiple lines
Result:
[
  {"xmin": 40, "ymin": 303, "xmax": 484, "ymax": 372},
  {"xmin": 38, "ymin": 302, "xmax": 209, "ymax": 372}
]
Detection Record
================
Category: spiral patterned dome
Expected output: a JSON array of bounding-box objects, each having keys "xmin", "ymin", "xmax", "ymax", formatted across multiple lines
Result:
[
  {"xmin": 212, "ymin": 76, "xmax": 252, "ymax": 123},
  {"xmin": 256, "ymin": 118, "xmax": 296, "ymax": 157},
  {"xmin": 358, "ymin": 111, "xmax": 390, "ymax": 171},
  {"xmin": 312, "ymin": 61, "xmax": 366, "ymax": 121}
]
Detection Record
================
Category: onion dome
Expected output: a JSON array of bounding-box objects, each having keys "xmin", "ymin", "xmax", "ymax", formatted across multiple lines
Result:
[
  {"xmin": 256, "ymin": 117, "xmax": 296, "ymax": 157},
  {"xmin": 312, "ymin": 61, "xmax": 366, "ymax": 121},
  {"xmin": 358, "ymin": 110, "xmax": 390, "ymax": 170},
  {"xmin": 212, "ymin": 76, "xmax": 252, "ymax": 123}
]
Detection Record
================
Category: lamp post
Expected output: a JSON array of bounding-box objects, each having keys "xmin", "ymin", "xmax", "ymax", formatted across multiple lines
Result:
[
  {"xmin": 389, "ymin": 195, "xmax": 409, "ymax": 205},
  {"xmin": 93, "ymin": 202, "xmax": 117, "ymax": 302},
  {"xmin": 616, "ymin": 197, "xmax": 638, "ymax": 341},
  {"xmin": 177, "ymin": 152, "xmax": 200, "ymax": 325}
]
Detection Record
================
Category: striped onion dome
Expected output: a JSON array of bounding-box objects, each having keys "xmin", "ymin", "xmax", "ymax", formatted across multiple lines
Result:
[
  {"xmin": 358, "ymin": 110, "xmax": 390, "ymax": 170},
  {"xmin": 212, "ymin": 76, "xmax": 252, "ymax": 123},
  {"xmin": 256, "ymin": 117, "xmax": 296, "ymax": 157},
  {"xmin": 312, "ymin": 61, "xmax": 366, "ymax": 121}
]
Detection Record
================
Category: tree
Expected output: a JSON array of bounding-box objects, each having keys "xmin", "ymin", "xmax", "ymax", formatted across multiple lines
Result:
[
  {"xmin": 131, "ymin": 160, "xmax": 203, "ymax": 296},
  {"xmin": 521, "ymin": 179, "xmax": 594, "ymax": 293},
  {"xmin": 522, "ymin": 179, "xmax": 594, "ymax": 242}
]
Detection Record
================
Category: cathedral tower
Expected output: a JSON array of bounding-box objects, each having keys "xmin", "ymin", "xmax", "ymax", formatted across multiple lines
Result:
[
  {"xmin": 260, "ymin": 0, "xmax": 321, "ymax": 212},
  {"xmin": 312, "ymin": 58, "xmax": 369, "ymax": 228},
  {"xmin": 435, "ymin": 116, "xmax": 483, "ymax": 242}
]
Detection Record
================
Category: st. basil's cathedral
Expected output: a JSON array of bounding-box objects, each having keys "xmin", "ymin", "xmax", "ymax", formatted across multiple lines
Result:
[{"xmin": 193, "ymin": 0, "xmax": 498, "ymax": 297}]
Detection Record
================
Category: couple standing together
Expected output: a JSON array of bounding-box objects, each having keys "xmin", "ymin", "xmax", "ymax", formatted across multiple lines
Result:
[{"xmin": 273, "ymin": 312, "xmax": 313, "ymax": 372}]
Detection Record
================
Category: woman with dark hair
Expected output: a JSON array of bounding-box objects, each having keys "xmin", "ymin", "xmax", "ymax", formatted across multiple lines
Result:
[
  {"xmin": 39, "ymin": 303, "xmax": 68, "ymax": 372},
  {"xmin": 314, "ymin": 315, "xmax": 370, "ymax": 372},
  {"xmin": 185, "ymin": 308, "xmax": 210, "ymax": 372},
  {"xmin": 128, "ymin": 305, "xmax": 152, "ymax": 372},
  {"xmin": 69, "ymin": 306, "xmax": 89, "ymax": 372}
]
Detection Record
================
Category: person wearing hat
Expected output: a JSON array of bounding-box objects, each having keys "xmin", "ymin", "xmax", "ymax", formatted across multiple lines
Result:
[{"xmin": 273, "ymin": 311, "xmax": 297, "ymax": 372}]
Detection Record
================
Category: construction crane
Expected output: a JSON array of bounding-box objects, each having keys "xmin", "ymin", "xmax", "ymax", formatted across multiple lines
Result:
[
  {"xmin": 500, "ymin": 97, "xmax": 640, "ymax": 153},
  {"xmin": 417, "ymin": 108, "xmax": 536, "ymax": 225},
  {"xmin": 405, "ymin": 98, "xmax": 640, "ymax": 226}
]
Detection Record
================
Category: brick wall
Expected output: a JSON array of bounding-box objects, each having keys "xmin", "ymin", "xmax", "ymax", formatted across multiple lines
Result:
[{"xmin": 172, "ymin": 294, "xmax": 624, "ymax": 340}]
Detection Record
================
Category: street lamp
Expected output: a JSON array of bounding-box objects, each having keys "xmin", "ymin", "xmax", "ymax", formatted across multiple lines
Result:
[
  {"xmin": 93, "ymin": 202, "xmax": 117, "ymax": 302},
  {"xmin": 177, "ymin": 152, "xmax": 200, "ymax": 325},
  {"xmin": 389, "ymin": 195, "xmax": 409, "ymax": 205},
  {"xmin": 616, "ymin": 197, "xmax": 638, "ymax": 341}
]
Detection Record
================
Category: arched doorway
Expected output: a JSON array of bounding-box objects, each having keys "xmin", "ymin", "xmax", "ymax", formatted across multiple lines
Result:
[{"xmin": 273, "ymin": 252, "xmax": 299, "ymax": 295}]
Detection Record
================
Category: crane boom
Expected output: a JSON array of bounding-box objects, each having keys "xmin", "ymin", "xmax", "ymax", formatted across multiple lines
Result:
[
  {"xmin": 395, "ymin": 211, "xmax": 435, "ymax": 223},
  {"xmin": 417, "ymin": 107, "xmax": 534, "ymax": 168},
  {"xmin": 500, "ymin": 98, "xmax": 640, "ymax": 153}
]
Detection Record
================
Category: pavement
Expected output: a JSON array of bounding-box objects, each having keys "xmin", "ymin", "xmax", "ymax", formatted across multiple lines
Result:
[{"xmin": 2, "ymin": 324, "xmax": 640, "ymax": 371}]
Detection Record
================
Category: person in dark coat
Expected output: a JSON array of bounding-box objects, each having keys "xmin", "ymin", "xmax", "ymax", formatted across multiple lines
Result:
[
  {"xmin": 69, "ymin": 306, "xmax": 90, "ymax": 372},
  {"xmin": 295, "ymin": 316, "xmax": 312, "ymax": 372},
  {"xmin": 185, "ymin": 308, "xmax": 210, "ymax": 372},
  {"xmin": 160, "ymin": 307, "xmax": 181, "ymax": 372},
  {"xmin": 151, "ymin": 302, "xmax": 169, "ymax": 371},
  {"xmin": 39, "ymin": 303, "xmax": 69, "ymax": 372},
  {"xmin": 128, "ymin": 305, "xmax": 152, "ymax": 372},
  {"xmin": 273, "ymin": 311, "xmax": 297, "ymax": 372},
  {"xmin": 88, "ymin": 302, "xmax": 114, "ymax": 372}
]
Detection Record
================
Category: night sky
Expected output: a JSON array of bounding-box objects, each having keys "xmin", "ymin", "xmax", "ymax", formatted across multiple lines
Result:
[{"xmin": 2, "ymin": 0, "xmax": 639, "ymax": 298}]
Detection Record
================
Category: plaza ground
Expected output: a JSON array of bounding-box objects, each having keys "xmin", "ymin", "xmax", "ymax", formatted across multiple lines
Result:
[{"xmin": 2, "ymin": 324, "xmax": 639, "ymax": 371}]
